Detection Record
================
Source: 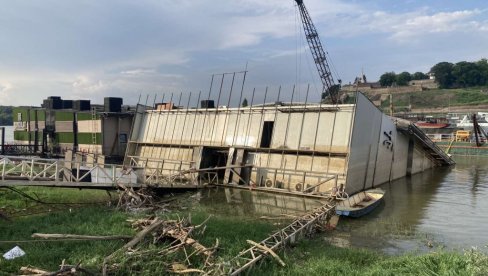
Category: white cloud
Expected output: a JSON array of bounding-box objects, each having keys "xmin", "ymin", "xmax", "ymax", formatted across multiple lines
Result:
[
  {"xmin": 316, "ymin": 7, "xmax": 488, "ymax": 42},
  {"xmin": 390, "ymin": 10, "xmax": 485, "ymax": 41},
  {"xmin": 0, "ymin": 81, "xmax": 13, "ymax": 105},
  {"xmin": 1, "ymin": 0, "xmax": 488, "ymax": 105},
  {"xmin": 120, "ymin": 69, "xmax": 156, "ymax": 76},
  {"xmin": 72, "ymin": 76, "xmax": 106, "ymax": 93}
]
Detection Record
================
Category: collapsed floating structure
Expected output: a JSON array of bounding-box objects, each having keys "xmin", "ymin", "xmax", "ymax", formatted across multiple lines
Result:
[{"xmin": 125, "ymin": 92, "xmax": 453, "ymax": 195}]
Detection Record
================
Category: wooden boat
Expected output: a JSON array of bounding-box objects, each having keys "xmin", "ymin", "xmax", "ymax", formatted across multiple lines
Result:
[
  {"xmin": 414, "ymin": 121, "xmax": 450, "ymax": 129},
  {"xmin": 335, "ymin": 188, "xmax": 385, "ymax": 218}
]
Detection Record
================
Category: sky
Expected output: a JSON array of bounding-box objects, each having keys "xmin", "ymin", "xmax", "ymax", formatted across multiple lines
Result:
[{"xmin": 0, "ymin": 0, "xmax": 487, "ymax": 106}]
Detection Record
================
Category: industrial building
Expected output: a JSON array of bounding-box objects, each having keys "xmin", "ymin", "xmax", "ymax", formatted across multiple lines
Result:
[
  {"xmin": 13, "ymin": 96, "xmax": 133, "ymax": 161},
  {"xmin": 125, "ymin": 92, "xmax": 453, "ymax": 196}
]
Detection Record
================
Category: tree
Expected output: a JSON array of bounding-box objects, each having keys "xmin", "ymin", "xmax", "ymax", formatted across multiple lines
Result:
[
  {"xmin": 396, "ymin": 72, "xmax": 412, "ymax": 86},
  {"xmin": 379, "ymin": 72, "xmax": 397, "ymax": 87},
  {"xmin": 241, "ymin": 98, "xmax": 248, "ymax": 107},
  {"xmin": 452, "ymin": 61, "xmax": 480, "ymax": 87},
  {"xmin": 476, "ymin": 59, "xmax": 488, "ymax": 85},
  {"xmin": 412, "ymin": 72, "xmax": 428, "ymax": 80},
  {"xmin": 430, "ymin": 62, "xmax": 454, "ymax": 88}
]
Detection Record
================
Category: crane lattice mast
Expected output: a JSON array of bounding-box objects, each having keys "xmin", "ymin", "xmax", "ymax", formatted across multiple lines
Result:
[{"xmin": 295, "ymin": 0, "xmax": 339, "ymax": 104}]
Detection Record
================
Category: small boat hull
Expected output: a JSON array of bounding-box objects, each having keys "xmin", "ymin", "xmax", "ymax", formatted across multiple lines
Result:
[
  {"xmin": 415, "ymin": 122, "xmax": 449, "ymax": 129},
  {"xmin": 336, "ymin": 189, "xmax": 385, "ymax": 218}
]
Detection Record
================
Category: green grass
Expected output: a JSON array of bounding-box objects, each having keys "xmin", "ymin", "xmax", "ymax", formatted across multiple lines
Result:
[
  {"xmin": 259, "ymin": 239, "xmax": 488, "ymax": 276},
  {"xmin": 2, "ymin": 187, "xmax": 488, "ymax": 275},
  {"xmin": 374, "ymin": 86, "xmax": 488, "ymax": 111},
  {"xmin": 0, "ymin": 187, "xmax": 128, "ymax": 274}
]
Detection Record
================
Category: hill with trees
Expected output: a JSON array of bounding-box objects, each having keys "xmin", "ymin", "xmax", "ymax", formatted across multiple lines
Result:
[{"xmin": 378, "ymin": 58, "xmax": 488, "ymax": 89}]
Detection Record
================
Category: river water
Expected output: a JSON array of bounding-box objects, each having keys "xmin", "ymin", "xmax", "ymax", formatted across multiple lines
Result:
[
  {"xmin": 200, "ymin": 156, "xmax": 488, "ymax": 254},
  {"xmin": 0, "ymin": 125, "xmax": 14, "ymax": 143}
]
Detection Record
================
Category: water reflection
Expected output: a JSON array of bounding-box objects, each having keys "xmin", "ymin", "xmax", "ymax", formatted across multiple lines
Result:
[
  {"xmin": 200, "ymin": 187, "xmax": 324, "ymax": 218},
  {"xmin": 200, "ymin": 157, "xmax": 488, "ymax": 254}
]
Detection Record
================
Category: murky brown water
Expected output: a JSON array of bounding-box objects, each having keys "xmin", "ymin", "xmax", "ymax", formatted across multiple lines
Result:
[
  {"xmin": 200, "ymin": 156, "xmax": 488, "ymax": 254},
  {"xmin": 332, "ymin": 156, "xmax": 488, "ymax": 254}
]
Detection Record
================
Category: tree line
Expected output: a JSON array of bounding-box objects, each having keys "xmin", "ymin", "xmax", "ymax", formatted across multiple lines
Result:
[
  {"xmin": 379, "ymin": 58, "xmax": 488, "ymax": 89},
  {"xmin": 430, "ymin": 59, "xmax": 488, "ymax": 88},
  {"xmin": 0, "ymin": 106, "xmax": 13, "ymax": 125},
  {"xmin": 379, "ymin": 71, "xmax": 429, "ymax": 87}
]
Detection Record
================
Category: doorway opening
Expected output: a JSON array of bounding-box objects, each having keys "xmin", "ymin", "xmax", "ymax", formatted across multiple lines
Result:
[
  {"xmin": 260, "ymin": 121, "xmax": 274, "ymax": 148},
  {"xmin": 200, "ymin": 147, "xmax": 229, "ymax": 183}
]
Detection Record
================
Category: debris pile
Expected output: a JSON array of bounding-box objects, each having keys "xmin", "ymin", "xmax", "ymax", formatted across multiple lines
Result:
[
  {"xmin": 116, "ymin": 185, "xmax": 156, "ymax": 211},
  {"xmin": 102, "ymin": 216, "xmax": 217, "ymax": 275}
]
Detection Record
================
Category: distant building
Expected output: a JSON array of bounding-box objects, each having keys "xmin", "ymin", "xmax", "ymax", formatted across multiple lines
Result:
[
  {"xmin": 343, "ymin": 72, "xmax": 381, "ymax": 92},
  {"xmin": 13, "ymin": 96, "xmax": 133, "ymax": 160},
  {"xmin": 408, "ymin": 79, "xmax": 438, "ymax": 89}
]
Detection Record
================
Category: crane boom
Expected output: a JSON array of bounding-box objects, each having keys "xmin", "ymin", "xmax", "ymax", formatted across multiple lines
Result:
[{"xmin": 295, "ymin": 0, "xmax": 339, "ymax": 104}]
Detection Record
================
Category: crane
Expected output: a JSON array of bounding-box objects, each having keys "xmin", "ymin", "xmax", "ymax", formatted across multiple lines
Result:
[{"xmin": 294, "ymin": 0, "xmax": 341, "ymax": 104}]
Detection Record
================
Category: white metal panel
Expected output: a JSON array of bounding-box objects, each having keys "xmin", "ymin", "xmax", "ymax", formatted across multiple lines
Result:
[
  {"xmin": 371, "ymin": 116, "xmax": 396, "ymax": 186},
  {"xmin": 390, "ymin": 132, "xmax": 409, "ymax": 180},
  {"xmin": 345, "ymin": 93, "xmax": 383, "ymax": 195}
]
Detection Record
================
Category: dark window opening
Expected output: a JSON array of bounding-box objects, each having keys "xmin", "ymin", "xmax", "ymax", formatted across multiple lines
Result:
[{"xmin": 260, "ymin": 121, "xmax": 274, "ymax": 148}]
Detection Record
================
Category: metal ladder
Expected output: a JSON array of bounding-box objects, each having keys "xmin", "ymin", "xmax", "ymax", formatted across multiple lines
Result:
[{"xmin": 224, "ymin": 201, "xmax": 336, "ymax": 275}]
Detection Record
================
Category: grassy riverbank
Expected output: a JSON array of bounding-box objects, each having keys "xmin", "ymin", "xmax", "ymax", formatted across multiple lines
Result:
[
  {"xmin": 370, "ymin": 86, "xmax": 488, "ymax": 112},
  {"xmin": 1, "ymin": 187, "xmax": 488, "ymax": 275}
]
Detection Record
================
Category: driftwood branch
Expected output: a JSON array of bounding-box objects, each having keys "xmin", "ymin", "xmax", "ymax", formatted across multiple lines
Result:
[
  {"xmin": 103, "ymin": 217, "xmax": 163, "ymax": 276},
  {"xmin": 31, "ymin": 233, "xmax": 132, "ymax": 241},
  {"xmin": 171, "ymin": 268, "xmax": 205, "ymax": 274},
  {"xmin": 19, "ymin": 266, "xmax": 49, "ymax": 275},
  {"xmin": 123, "ymin": 217, "xmax": 163, "ymax": 250}
]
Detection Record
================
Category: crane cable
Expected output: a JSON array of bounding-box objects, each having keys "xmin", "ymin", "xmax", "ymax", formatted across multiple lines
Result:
[
  {"xmin": 293, "ymin": 2, "xmax": 343, "ymax": 102},
  {"xmin": 294, "ymin": 3, "xmax": 323, "ymax": 102}
]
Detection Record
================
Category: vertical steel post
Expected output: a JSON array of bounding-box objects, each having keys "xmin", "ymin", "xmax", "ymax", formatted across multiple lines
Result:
[
  {"xmin": 147, "ymin": 94, "xmax": 158, "ymax": 160},
  {"xmin": 159, "ymin": 93, "xmax": 174, "ymax": 160},
  {"xmin": 254, "ymin": 88, "xmax": 268, "ymax": 186},
  {"xmin": 209, "ymin": 74, "xmax": 226, "ymax": 146},
  {"xmin": 280, "ymin": 85, "xmax": 296, "ymax": 174},
  {"xmin": 198, "ymin": 75, "xmax": 215, "ymax": 146},
  {"xmin": 166, "ymin": 92, "xmax": 183, "ymax": 159},
  {"xmin": 243, "ymin": 89, "xmax": 256, "ymax": 147},
  {"xmin": 326, "ymin": 112, "xmax": 338, "ymax": 175},
  {"xmin": 220, "ymin": 73, "xmax": 237, "ymax": 146},
  {"xmin": 175, "ymin": 92, "xmax": 192, "ymax": 165},
  {"xmin": 0, "ymin": 127, "xmax": 4, "ymax": 155},
  {"xmin": 153, "ymin": 94, "xmax": 165, "ymax": 160},
  {"xmin": 295, "ymin": 85, "xmax": 310, "ymax": 171},
  {"xmin": 188, "ymin": 91, "xmax": 201, "ymax": 147},
  {"xmin": 265, "ymin": 87, "xmax": 281, "ymax": 168},
  {"xmin": 231, "ymin": 70, "xmax": 248, "ymax": 146},
  {"xmin": 310, "ymin": 88, "xmax": 325, "ymax": 172}
]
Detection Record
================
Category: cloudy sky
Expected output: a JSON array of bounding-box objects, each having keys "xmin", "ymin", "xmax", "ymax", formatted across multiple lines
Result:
[{"xmin": 0, "ymin": 0, "xmax": 487, "ymax": 106}]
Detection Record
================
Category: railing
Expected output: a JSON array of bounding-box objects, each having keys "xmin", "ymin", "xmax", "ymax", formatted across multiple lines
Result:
[
  {"xmin": 0, "ymin": 155, "xmax": 205, "ymax": 188},
  {"xmin": 0, "ymin": 144, "xmax": 40, "ymax": 156}
]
